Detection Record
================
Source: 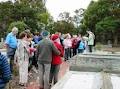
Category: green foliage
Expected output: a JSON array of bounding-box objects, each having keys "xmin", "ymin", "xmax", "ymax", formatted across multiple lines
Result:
[
  {"xmin": 0, "ymin": 1, "xmax": 14, "ymax": 32},
  {"xmin": 81, "ymin": 0, "xmax": 120, "ymax": 44},
  {"xmin": 0, "ymin": 0, "xmax": 50, "ymax": 37},
  {"xmin": 83, "ymin": 0, "xmax": 111, "ymax": 31},
  {"xmin": 36, "ymin": 12, "xmax": 50, "ymax": 25},
  {"xmin": 53, "ymin": 21, "xmax": 75, "ymax": 34},
  {"xmin": 8, "ymin": 21, "xmax": 28, "ymax": 33},
  {"xmin": 96, "ymin": 17, "xmax": 120, "ymax": 33},
  {"xmin": 95, "ymin": 43, "xmax": 103, "ymax": 50}
]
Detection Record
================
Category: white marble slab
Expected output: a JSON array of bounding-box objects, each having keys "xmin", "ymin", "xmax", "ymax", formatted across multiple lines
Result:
[
  {"xmin": 111, "ymin": 74, "xmax": 120, "ymax": 89},
  {"xmin": 52, "ymin": 72, "xmax": 102, "ymax": 89},
  {"xmin": 62, "ymin": 72, "xmax": 102, "ymax": 89}
]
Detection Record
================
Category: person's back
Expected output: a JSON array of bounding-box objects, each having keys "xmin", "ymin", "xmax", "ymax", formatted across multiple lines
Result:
[
  {"xmin": 78, "ymin": 40, "xmax": 85, "ymax": 53},
  {"xmin": 37, "ymin": 38, "xmax": 60, "ymax": 64},
  {"xmin": 0, "ymin": 53, "xmax": 11, "ymax": 89},
  {"xmin": 52, "ymin": 41, "xmax": 64, "ymax": 65},
  {"xmin": 72, "ymin": 38, "xmax": 78, "ymax": 48},
  {"xmin": 36, "ymin": 30, "xmax": 60, "ymax": 89},
  {"xmin": 49, "ymin": 34, "xmax": 64, "ymax": 85},
  {"xmin": 33, "ymin": 35, "xmax": 40, "ymax": 44},
  {"xmin": 79, "ymin": 41, "xmax": 85, "ymax": 50}
]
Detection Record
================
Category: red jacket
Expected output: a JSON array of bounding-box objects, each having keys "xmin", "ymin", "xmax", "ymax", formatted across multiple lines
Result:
[
  {"xmin": 72, "ymin": 38, "xmax": 78, "ymax": 48},
  {"xmin": 52, "ymin": 42, "xmax": 64, "ymax": 65}
]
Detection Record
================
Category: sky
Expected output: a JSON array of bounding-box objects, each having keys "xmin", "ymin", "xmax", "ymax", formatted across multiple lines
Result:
[{"xmin": 46, "ymin": 0, "xmax": 92, "ymax": 20}]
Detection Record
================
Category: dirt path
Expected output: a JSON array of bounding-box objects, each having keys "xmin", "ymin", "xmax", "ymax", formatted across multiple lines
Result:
[{"xmin": 8, "ymin": 61, "xmax": 69, "ymax": 89}]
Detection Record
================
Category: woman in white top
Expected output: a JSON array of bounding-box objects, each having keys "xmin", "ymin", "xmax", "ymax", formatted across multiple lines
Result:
[{"xmin": 14, "ymin": 31, "xmax": 31, "ymax": 86}]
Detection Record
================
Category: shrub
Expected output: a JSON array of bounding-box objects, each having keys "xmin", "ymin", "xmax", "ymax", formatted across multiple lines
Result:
[
  {"xmin": 95, "ymin": 43, "xmax": 103, "ymax": 51},
  {"xmin": 8, "ymin": 21, "xmax": 28, "ymax": 33}
]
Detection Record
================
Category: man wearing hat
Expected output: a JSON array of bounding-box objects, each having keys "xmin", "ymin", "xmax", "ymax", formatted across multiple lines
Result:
[{"xmin": 36, "ymin": 30, "xmax": 60, "ymax": 89}]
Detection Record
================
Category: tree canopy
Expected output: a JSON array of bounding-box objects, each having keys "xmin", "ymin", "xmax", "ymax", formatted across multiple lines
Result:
[
  {"xmin": 81, "ymin": 0, "xmax": 120, "ymax": 44},
  {"xmin": 0, "ymin": 0, "xmax": 50, "ymax": 38}
]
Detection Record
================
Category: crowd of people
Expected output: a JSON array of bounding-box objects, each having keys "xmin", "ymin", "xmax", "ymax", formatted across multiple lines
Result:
[{"xmin": 0, "ymin": 27, "xmax": 95, "ymax": 89}]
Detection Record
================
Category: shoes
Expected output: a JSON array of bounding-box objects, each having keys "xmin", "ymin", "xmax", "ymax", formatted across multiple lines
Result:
[
  {"xmin": 19, "ymin": 83, "xmax": 25, "ymax": 86},
  {"xmin": 32, "ymin": 67, "xmax": 38, "ymax": 73},
  {"xmin": 28, "ymin": 72, "xmax": 32, "ymax": 78},
  {"xmin": 49, "ymin": 83, "xmax": 52, "ymax": 86},
  {"xmin": 64, "ymin": 59, "xmax": 68, "ymax": 61}
]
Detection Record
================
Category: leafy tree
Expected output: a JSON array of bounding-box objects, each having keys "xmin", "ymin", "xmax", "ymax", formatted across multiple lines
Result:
[
  {"xmin": 81, "ymin": 0, "xmax": 120, "ymax": 45},
  {"xmin": 8, "ymin": 21, "xmax": 28, "ymax": 32},
  {"xmin": 13, "ymin": 0, "xmax": 47, "ymax": 32},
  {"xmin": 36, "ymin": 12, "xmax": 50, "ymax": 25},
  {"xmin": 53, "ymin": 21, "xmax": 75, "ymax": 34},
  {"xmin": 96, "ymin": 16, "xmax": 120, "ymax": 45},
  {"xmin": 0, "ymin": 0, "xmax": 50, "ymax": 38},
  {"xmin": 0, "ymin": 1, "xmax": 14, "ymax": 38}
]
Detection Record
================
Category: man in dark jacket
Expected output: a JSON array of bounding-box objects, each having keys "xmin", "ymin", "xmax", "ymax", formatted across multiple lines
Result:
[
  {"xmin": 0, "ymin": 52, "xmax": 11, "ymax": 89},
  {"xmin": 36, "ymin": 30, "xmax": 60, "ymax": 89}
]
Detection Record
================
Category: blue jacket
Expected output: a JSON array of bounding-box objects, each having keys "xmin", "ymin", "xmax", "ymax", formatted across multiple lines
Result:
[
  {"xmin": 0, "ymin": 53, "xmax": 11, "ymax": 88},
  {"xmin": 78, "ymin": 41, "xmax": 85, "ymax": 50}
]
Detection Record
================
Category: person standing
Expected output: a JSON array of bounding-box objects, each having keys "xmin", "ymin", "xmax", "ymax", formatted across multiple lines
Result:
[
  {"xmin": 63, "ymin": 33, "xmax": 72, "ymax": 60},
  {"xmin": 33, "ymin": 32, "xmax": 41, "ymax": 44},
  {"xmin": 77, "ymin": 39, "xmax": 85, "ymax": 53},
  {"xmin": 72, "ymin": 35, "xmax": 78, "ymax": 56},
  {"xmin": 5, "ymin": 27, "xmax": 18, "ymax": 73},
  {"xmin": 14, "ymin": 31, "xmax": 31, "ymax": 86},
  {"xmin": 87, "ymin": 30, "xmax": 95, "ymax": 52},
  {"xmin": 36, "ymin": 30, "xmax": 60, "ymax": 89},
  {"xmin": 0, "ymin": 52, "xmax": 11, "ymax": 89},
  {"xmin": 28, "ymin": 34, "xmax": 37, "ymax": 73},
  {"xmin": 49, "ymin": 34, "xmax": 64, "ymax": 86}
]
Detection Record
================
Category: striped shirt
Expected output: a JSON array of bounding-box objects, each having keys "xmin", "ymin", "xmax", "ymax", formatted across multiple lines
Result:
[{"xmin": 0, "ymin": 53, "xmax": 11, "ymax": 88}]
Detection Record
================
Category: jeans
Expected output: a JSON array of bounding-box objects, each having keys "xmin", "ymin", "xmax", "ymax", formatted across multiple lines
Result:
[{"xmin": 49, "ymin": 65, "xmax": 60, "ymax": 84}]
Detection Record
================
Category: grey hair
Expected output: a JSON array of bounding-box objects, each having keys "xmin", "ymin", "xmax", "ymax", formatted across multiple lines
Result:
[{"xmin": 12, "ymin": 27, "xmax": 18, "ymax": 32}]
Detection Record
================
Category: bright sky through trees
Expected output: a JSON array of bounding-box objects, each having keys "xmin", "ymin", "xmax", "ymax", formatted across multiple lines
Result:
[{"xmin": 46, "ymin": 0, "xmax": 92, "ymax": 20}]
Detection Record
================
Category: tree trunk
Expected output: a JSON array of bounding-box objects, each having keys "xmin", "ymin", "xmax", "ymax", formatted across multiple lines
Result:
[{"xmin": 113, "ymin": 34, "xmax": 118, "ymax": 46}]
